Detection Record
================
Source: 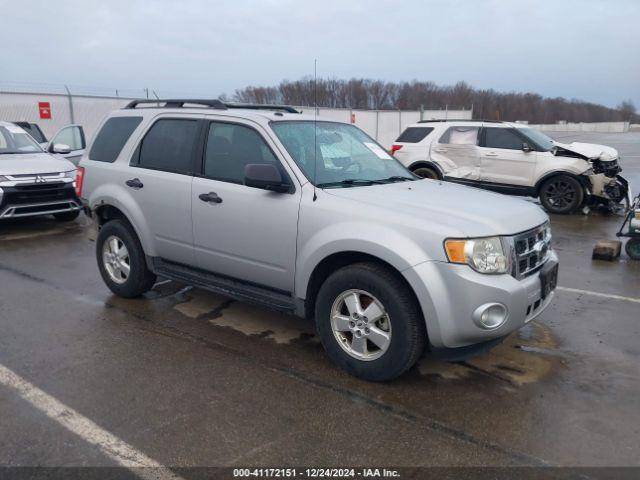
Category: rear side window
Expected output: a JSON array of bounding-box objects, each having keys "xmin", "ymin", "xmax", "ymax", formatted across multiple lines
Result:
[
  {"xmin": 439, "ymin": 126, "xmax": 479, "ymax": 145},
  {"xmin": 90, "ymin": 117, "xmax": 143, "ymax": 162},
  {"xmin": 138, "ymin": 119, "xmax": 199, "ymax": 174},
  {"xmin": 396, "ymin": 127, "xmax": 434, "ymax": 143},
  {"xmin": 483, "ymin": 128, "xmax": 524, "ymax": 150}
]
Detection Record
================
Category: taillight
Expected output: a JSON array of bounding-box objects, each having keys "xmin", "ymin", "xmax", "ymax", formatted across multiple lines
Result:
[
  {"xmin": 390, "ymin": 144, "xmax": 403, "ymax": 156},
  {"xmin": 75, "ymin": 167, "xmax": 85, "ymax": 197}
]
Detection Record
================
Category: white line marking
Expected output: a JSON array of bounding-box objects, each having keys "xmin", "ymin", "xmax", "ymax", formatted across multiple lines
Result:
[
  {"xmin": 557, "ymin": 286, "xmax": 640, "ymax": 304},
  {"xmin": 0, "ymin": 363, "xmax": 183, "ymax": 479}
]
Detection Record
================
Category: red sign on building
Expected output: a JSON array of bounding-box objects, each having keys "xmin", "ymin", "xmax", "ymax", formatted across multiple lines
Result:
[{"xmin": 38, "ymin": 102, "xmax": 52, "ymax": 119}]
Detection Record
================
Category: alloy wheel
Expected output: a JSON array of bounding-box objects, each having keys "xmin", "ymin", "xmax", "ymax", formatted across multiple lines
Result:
[
  {"xmin": 330, "ymin": 289, "xmax": 392, "ymax": 361},
  {"xmin": 102, "ymin": 235, "xmax": 130, "ymax": 285}
]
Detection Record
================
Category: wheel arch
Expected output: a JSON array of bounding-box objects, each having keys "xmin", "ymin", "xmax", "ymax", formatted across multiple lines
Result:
[
  {"xmin": 303, "ymin": 251, "xmax": 427, "ymax": 336},
  {"xmin": 534, "ymin": 170, "xmax": 590, "ymax": 196}
]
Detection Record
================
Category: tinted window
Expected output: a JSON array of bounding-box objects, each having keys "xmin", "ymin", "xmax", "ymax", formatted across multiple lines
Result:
[
  {"xmin": 439, "ymin": 126, "xmax": 479, "ymax": 145},
  {"xmin": 138, "ymin": 119, "xmax": 199, "ymax": 174},
  {"xmin": 483, "ymin": 128, "xmax": 524, "ymax": 150},
  {"xmin": 204, "ymin": 122, "xmax": 279, "ymax": 183},
  {"xmin": 90, "ymin": 117, "xmax": 143, "ymax": 163},
  {"xmin": 396, "ymin": 127, "xmax": 434, "ymax": 143}
]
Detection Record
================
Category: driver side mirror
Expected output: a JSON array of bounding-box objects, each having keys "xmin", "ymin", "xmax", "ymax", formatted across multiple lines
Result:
[
  {"xmin": 52, "ymin": 143, "xmax": 72, "ymax": 154},
  {"xmin": 522, "ymin": 143, "xmax": 533, "ymax": 153},
  {"xmin": 244, "ymin": 164, "xmax": 291, "ymax": 193}
]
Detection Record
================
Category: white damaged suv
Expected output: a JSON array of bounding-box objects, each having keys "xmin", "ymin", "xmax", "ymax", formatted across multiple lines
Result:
[
  {"xmin": 79, "ymin": 100, "xmax": 558, "ymax": 381},
  {"xmin": 392, "ymin": 120, "xmax": 630, "ymax": 214}
]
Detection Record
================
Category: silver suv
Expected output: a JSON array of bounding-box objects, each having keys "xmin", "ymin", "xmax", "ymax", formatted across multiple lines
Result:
[
  {"xmin": 0, "ymin": 121, "xmax": 81, "ymax": 221},
  {"xmin": 79, "ymin": 100, "xmax": 558, "ymax": 381}
]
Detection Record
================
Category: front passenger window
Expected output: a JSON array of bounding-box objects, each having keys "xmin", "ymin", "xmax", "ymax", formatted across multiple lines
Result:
[
  {"xmin": 483, "ymin": 128, "xmax": 524, "ymax": 150},
  {"xmin": 204, "ymin": 122, "xmax": 279, "ymax": 184}
]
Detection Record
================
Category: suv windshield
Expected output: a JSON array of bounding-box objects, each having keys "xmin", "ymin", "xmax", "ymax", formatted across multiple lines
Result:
[
  {"xmin": 0, "ymin": 125, "xmax": 43, "ymax": 155},
  {"xmin": 271, "ymin": 121, "xmax": 414, "ymax": 187},
  {"xmin": 519, "ymin": 128, "xmax": 554, "ymax": 151}
]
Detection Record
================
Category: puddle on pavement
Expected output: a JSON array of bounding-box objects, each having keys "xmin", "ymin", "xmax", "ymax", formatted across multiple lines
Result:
[
  {"xmin": 418, "ymin": 321, "xmax": 563, "ymax": 386},
  {"xmin": 173, "ymin": 288, "xmax": 316, "ymax": 344},
  {"xmin": 173, "ymin": 288, "xmax": 563, "ymax": 386}
]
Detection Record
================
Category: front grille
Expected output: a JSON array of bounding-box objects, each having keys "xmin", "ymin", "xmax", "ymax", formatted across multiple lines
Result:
[
  {"xmin": 510, "ymin": 223, "xmax": 551, "ymax": 279},
  {"xmin": 4, "ymin": 183, "xmax": 76, "ymax": 205}
]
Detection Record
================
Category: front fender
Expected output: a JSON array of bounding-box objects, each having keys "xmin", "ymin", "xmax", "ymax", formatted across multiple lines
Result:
[
  {"xmin": 88, "ymin": 183, "xmax": 157, "ymax": 256},
  {"xmin": 295, "ymin": 221, "xmax": 429, "ymax": 299}
]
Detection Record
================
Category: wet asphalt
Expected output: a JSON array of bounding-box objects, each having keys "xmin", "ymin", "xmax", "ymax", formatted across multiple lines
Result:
[{"xmin": 0, "ymin": 132, "xmax": 639, "ymax": 468}]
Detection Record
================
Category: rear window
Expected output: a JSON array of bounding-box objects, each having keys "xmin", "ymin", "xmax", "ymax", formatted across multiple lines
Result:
[
  {"xmin": 14, "ymin": 122, "xmax": 47, "ymax": 143},
  {"xmin": 396, "ymin": 127, "xmax": 434, "ymax": 143},
  {"xmin": 89, "ymin": 116, "xmax": 143, "ymax": 162}
]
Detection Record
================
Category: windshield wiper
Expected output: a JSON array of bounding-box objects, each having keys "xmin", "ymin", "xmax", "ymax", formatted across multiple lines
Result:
[
  {"xmin": 316, "ymin": 179, "xmax": 386, "ymax": 188},
  {"xmin": 381, "ymin": 176, "xmax": 414, "ymax": 183}
]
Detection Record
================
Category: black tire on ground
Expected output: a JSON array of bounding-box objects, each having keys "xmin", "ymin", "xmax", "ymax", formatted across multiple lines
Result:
[
  {"xmin": 314, "ymin": 262, "xmax": 426, "ymax": 382},
  {"xmin": 53, "ymin": 210, "xmax": 80, "ymax": 222},
  {"xmin": 412, "ymin": 166, "xmax": 440, "ymax": 180},
  {"xmin": 96, "ymin": 219, "xmax": 156, "ymax": 298},
  {"xmin": 625, "ymin": 238, "xmax": 640, "ymax": 260},
  {"xmin": 539, "ymin": 175, "xmax": 585, "ymax": 214}
]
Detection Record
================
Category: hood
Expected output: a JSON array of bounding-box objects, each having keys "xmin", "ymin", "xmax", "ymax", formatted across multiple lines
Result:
[
  {"xmin": 0, "ymin": 152, "xmax": 76, "ymax": 175},
  {"xmin": 325, "ymin": 179, "xmax": 548, "ymax": 238},
  {"xmin": 553, "ymin": 141, "xmax": 619, "ymax": 162}
]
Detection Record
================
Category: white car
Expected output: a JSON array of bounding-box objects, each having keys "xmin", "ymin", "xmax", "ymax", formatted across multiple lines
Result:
[
  {"xmin": 391, "ymin": 120, "xmax": 630, "ymax": 214},
  {"xmin": 0, "ymin": 121, "xmax": 81, "ymax": 221}
]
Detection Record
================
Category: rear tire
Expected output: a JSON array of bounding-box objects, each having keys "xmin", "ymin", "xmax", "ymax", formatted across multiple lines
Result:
[
  {"xmin": 539, "ymin": 175, "xmax": 584, "ymax": 214},
  {"xmin": 53, "ymin": 210, "xmax": 80, "ymax": 222},
  {"xmin": 314, "ymin": 262, "xmax": 426, "ymax": 381},
  {"xmin": 625, "ymin": 238, "xmax": 640, "ymax": 260},
  {"xmin": 96, "ymin": 219, "xmax": 156, "ymax": 298},
  {"xmin": 412, "ymin": 166, "xmax": 440, "ymax": 180}
]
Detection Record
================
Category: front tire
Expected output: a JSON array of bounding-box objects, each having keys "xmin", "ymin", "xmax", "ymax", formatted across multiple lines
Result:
[
  {"xmin": 96, "ymin": 219, "xmax": 156, "ymax": 298},
  {"xmin": 539, "ymin": 175, "xmax": 584, "ymax": 214},
  {"xmin": 314, "ymin": 262, "xmax": 426, "ymax": 381},
  {"xmin": 53, "ymin": 210, "xmax": 80, "ymax": 222}
]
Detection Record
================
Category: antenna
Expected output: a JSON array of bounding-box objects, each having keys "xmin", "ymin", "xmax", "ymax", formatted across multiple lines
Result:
[{"xmin": 313, "ymin": 59, "xmax": 318, "ymax": 202}]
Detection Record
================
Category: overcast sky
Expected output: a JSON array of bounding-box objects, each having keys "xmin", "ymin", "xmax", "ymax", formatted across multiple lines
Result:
[{"xmin": 1, "ymin": 0, "xmax": 638, "ymax": 108}]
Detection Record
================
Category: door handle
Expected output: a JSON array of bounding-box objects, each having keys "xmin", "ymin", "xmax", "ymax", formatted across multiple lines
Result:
[
  {"xmin": 199, "ymin": 192, "xmax": 223, "ymax": 204},
  {"xmin": 125, "ymin": 178, "xmax": 144, "ymax": 189},
  {"xmin": 484, "ymin": 152, "xmax": 499, "ymax": 157},
  {"xmin": 434, "ymin": 148, "xmax": 448, "ymax": 153}
]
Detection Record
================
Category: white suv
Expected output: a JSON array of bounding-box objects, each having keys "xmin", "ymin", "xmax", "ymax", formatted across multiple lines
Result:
[{"xmin": 392, "ymin": 120, "xmax": 630, "ymax": 214}]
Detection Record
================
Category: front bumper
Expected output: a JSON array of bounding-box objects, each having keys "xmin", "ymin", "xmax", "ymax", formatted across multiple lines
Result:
[
  {"xmin": 403, "ymin": 250, "xmax": 558, "ymax": 349},
  {"xmin": 0, "ymin": 182, "xmax": 81, "ymax": 219}
]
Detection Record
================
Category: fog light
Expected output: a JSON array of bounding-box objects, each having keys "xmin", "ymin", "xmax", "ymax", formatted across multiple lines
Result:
[{"xmin": 473, "ymin": 303, "xmax": 508, "ymax": 329}]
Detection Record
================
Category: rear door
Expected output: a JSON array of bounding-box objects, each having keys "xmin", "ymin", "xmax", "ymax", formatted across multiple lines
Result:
[
  {"xmin": 191, "ymin": 118, "xmax": 300, "ymax": 292},
  {"xmin": 126, "ymin": 116, "xmax": 202, "ymax": 266},
  {"xmin": 478, "ymin": 127, "xmax": 535, "ymax": 186},
  {"xmin": 48, "ymin": 125, "xmax": 86, "ymax": 165},
  {"xmin": 433, "ymin": 126, "xmax": 480, "ymax": 180}
]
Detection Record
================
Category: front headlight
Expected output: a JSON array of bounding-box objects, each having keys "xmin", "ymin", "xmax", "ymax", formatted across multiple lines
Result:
[
  {"xmin": 444, "ymin": 236, "xmax": 510, "ymax": 274},
  {"xmin": 62, "ymin": 170, "xmax": 77, "ymax": 179}
]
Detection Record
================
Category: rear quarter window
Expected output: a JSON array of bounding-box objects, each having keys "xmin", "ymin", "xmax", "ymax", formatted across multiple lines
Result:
[
  {"xmin": 396, "ymin": 127, "xmax": 434, "ymax": 143},
  {"xmin": 89, "ymin": 116, "xmax": 143, "ymax": 162}
]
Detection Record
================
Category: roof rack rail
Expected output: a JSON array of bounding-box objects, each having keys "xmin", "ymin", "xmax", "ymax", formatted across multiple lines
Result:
[
  {"xmin": 417, "ymin": 119, "xmax": 502, "ymax": 124},
  {"xmin": 124, "ymin": 99, "xmax": 227, "ymax": 109},
  {"xmin": 123, "ymin": 99, "xmax": 300, "ymax": 113},
  {"xmin": 225, "ymin": 103, "xmax": 300, "ymax": 113}
]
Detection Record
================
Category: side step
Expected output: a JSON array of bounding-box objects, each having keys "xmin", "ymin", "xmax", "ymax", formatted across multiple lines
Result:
[{"xmin": 152, "ymin": 258, "xmax": 297, "ymax": 313}]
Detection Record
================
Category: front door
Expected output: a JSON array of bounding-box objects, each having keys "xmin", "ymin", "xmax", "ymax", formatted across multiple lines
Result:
[
  {"xmin": 433, "ymin": 126, "xmax": 480, "ymax": 180},
  {"xmin": 48, "ymin": 125, "xmax": 86, "ymax": 165},
  {"xmin": 478, "ymin": 127, "xmax": 535, "ymax": 186},
  {"xmin": 192, "ymin": 120, "xmax": 301, "ymax": 292}
]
